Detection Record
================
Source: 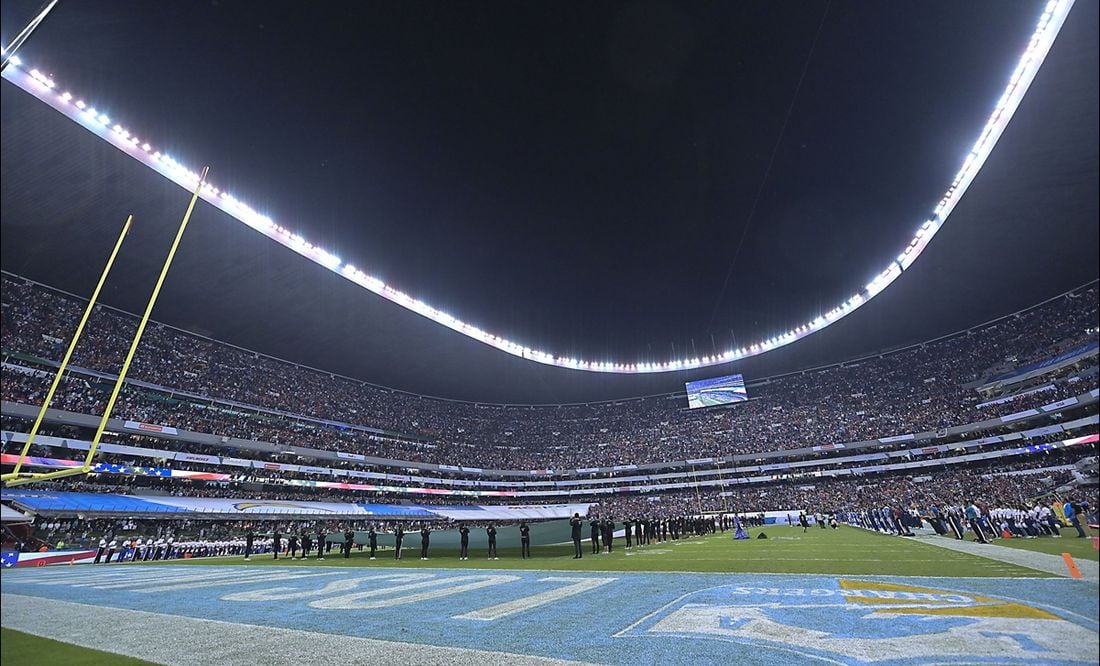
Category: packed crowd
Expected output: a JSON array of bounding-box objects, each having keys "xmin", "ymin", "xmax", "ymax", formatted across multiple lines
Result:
[
  {"xmin": 2, "ymin": 276, "xmax": 1097, "ymax": 470},
  {"xmin": 4, "ymin": 411, "xmax": 1092, "ymax": 503}
]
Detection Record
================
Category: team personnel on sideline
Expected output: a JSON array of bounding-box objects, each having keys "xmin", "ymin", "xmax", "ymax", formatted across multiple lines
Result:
[
  {"xmin": 394, "ymin": 525, "xmax": 404, "ymax": 560},
  {"xmin": 590, "ymin": 517, "xmax": 601, "ymax": 554},
  {"xmin": 486, "ymin": 525, "xmax": 498, "ymax": 560},
  {"xmin": 368, "ymin": 526, "xmax": 378, "ymax": 559},
  {"xmin": 459, "ymin": 525, "xmax": 470, "ymax": 560},
  {"xmin": 570, "ymin": 513, "xmax": 584, "ymax": 559},
  {"xmin": 420, "ymin": 525, "xmax": 431, "ymax": 560},
  {"xmin": 519, "ymin": 522, "xmax": 531, "ymax": 559}
]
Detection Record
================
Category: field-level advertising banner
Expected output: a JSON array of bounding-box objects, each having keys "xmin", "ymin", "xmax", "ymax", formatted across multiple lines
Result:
[{"xmin": 686, "ymin": 373, "xmax": 748, "ymax": 409}]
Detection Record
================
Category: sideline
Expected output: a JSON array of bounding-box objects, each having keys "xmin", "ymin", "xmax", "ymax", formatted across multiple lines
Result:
[
  {"xmin": 0, "ymin": 593, "xmax": 590, "ymax": 666},
  {"xmin": 915, "ymin": 535, "xmax": 1099, "ymax": 583}
]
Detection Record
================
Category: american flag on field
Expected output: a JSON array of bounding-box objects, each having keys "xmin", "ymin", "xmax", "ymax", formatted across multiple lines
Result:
[{"xmin": 1, "ymin": 551, "xmax": 19, "ymax": 568}]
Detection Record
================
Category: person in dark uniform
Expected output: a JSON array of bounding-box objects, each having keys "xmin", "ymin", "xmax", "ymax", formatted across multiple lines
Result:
[
  {"xmin": 344, "ymin": 528, "xmax": 355, "ymax": 559},
  {"xmin": 316, "ymin": 528, "xmax": 326, "ymax": 560},
  {"xmin": 519, "ymin": 522, "xmax": 531, "ymax": 559},
  {"xmin": 302, "ymin": 532, "xmax": 313, "ymax": 560},
  {"xmin": 623, "ymin": 520, "xmax": 633, "ymax": 549},
  {"xmin": 94, "ymin": 537, "xmax": 107, "ymax": 564},
  {"xmin": 288, "ymin": 532, "xmax": 300, "ymax": 560},
  {"xmin": 590, "ymin": 517, "xmax": 601, "ymax": 554},
  {"xmin": 272, "ymin": 530, "xmax": 281, "ymax": 559},
  {"xmin": 368, "ymin": 526, "xmax": 378, "ymax": 560},
  {"xmin": 603, "ymin": 519, "xmax": 614, "ymax": 553},
  {"xmin": 459, "ymin": 525, "xmax": 470, "ymax": 560},
  {"xmin": 394, "ymin": 525, "xmax": 405, "ymax": 560},
  {"xmin": 799, "ymin": 512, "xmax": 810, "ymax": 533},
  {"xmin": 486, "ymin": 525, "xmax": 498, "ymax": 560},
  {"xmin": 570, "ymin": 513, "xmax": 583, "ymax": 559},
  {"xmin": 420, "ymin": 525, "xmax": 431, "ymax": 560},
  {"xmin": 244, "ymin": 530, "xmax": 255, "ymax": 561}
]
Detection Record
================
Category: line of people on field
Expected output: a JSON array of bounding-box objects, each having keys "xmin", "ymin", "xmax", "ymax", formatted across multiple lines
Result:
[
  {"xmin": 569, "ymin": 512, "xmax": 724, "ymax": 558},
  {"xmin": 843, "ymin": 496, "xmax": 1093, "ymax": 544}
]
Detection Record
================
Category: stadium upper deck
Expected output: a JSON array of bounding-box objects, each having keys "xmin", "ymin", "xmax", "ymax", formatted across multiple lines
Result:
[{"xmin": 1, "ymin": 274, "xmax": 1096, "ymax": 476}]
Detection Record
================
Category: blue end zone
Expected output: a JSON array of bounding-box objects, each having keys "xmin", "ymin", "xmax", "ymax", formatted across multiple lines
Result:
[{"xmin": 2, "ymin": 566, "xmax": 1097, "ymax": 665}]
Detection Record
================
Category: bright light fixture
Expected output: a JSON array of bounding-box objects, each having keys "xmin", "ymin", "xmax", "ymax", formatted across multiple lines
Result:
[{"xmin": 0, "ymin": 1, "xmax": 1075, "ymax": 373}]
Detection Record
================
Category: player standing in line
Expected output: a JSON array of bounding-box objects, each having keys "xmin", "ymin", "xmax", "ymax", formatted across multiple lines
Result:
[
  {"xmin": 519, "ymin": 522, "xmax": 531, "ymax": 559},
  {"xmin": 272, "ymin": 529, "xmax": 281, "ymax": 559},
  {"xmin": 966, "ymin": 501, "xmax": 990, "ymax": 543},
  {"xmin": 288, "ymin": 532, "xmax": 300, "ymax": 560},
  {"xmin": 570, "ymin": 513, "xmax": 583, "ymax": 559},
  {"xmin": 486, "ymin": 525, "xmax": 498, "ymax": 560},
  {"xmin": 459, "ymin": 524, "xmax": 470, "ymax": 560},
  {"xmin": 368, "ymin": 526, "xmax": 378, "ymax": 560},
  {"xmin": 420, "ymin": 524, "xmax": 431, "ymax": 560},
  {"xmin": 623, "ymin": 519, "xmax": 633, "ymax": 548},
  {"xmin": 394, "ymin": 524, "xmax": 405, "ymax": 560},
  {"xmin": 302, "ymin": 531, "xmax": 313, "ymax": 560},
  {"xmin": 344, "ymin": 527, "xmax": 355, "ymax": 559},
  {"xmin": 316, "ymin": 527, "xmax": 326, "ymax": 561},
  {"xmin": 590, "ymin": 517, "xmax": 601, "ymax": 554},
  {"xmin": 245, "ymin": 529, "xmax": 254, "ymax": 561}
]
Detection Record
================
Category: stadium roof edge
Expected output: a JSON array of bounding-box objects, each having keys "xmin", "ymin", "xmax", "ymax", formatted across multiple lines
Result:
[{"xmin": 0, "ymin": 0, "xmax": 1077, "ymax": 374}]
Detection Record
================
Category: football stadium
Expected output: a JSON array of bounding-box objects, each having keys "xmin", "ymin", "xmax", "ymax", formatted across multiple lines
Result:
[{"xmin": 1, "ymin": 1, "xmax": 1098, "ymax": 664}]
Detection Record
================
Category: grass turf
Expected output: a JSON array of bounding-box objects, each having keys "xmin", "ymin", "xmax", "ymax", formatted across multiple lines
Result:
[
  {"xmin": 0, "ymin": 628, "xmax": 157, "ymax": 666},
  {"xmin": 160, "ymin": 525, "xmax": 1051, "ymax": 577},
  {"xmin": 985, "ymin": 528, "xmax": 1099, "ymax": 562}
]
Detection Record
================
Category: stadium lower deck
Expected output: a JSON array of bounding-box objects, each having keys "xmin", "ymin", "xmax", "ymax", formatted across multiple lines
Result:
[{"xmin": 3, "ymin": 527, "xmax": 1097, "ymax": 665}]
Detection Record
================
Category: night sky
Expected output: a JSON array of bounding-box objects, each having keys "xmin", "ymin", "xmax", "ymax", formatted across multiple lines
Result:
[{"xmin": 1, "ymin": 1, "xmax": 1097, "ymax": 403}]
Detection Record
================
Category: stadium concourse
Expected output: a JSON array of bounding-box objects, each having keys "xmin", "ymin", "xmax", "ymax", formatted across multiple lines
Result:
[{"xmin": 2, "ymin": 272, "xmax": 1099, "ymax": 664}]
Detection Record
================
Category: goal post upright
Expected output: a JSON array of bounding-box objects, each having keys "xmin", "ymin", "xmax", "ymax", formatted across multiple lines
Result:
[
  {"xmin": 6, "ymin": 167, "xmax": 209, "ymax": 487},
  {"xmin": 2, "ymin": 215, "xmax": 132, "ymax": 484}
]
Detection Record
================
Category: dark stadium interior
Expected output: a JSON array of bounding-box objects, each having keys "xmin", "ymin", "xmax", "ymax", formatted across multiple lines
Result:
[
  {"xmin": 0, "ymin": 0, "xmax": 1096, "ymax": 403},
  {"xmin": 1, "ymin": 3, "xmax": 1098, "ymax": 663}
]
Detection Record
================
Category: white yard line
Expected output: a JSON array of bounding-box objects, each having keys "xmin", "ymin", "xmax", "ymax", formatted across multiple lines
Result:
[{"xmin": 915, "ymin": 536, "xmax": 1099, "ymax": 583}]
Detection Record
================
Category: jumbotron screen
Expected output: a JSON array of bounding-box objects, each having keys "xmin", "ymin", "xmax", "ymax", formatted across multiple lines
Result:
[{"xmin": 685, "ymin": 373, "xmax": 748, "ymax": 409}]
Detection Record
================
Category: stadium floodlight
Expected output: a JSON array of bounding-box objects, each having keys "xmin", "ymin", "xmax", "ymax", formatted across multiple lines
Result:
[{"xmin": 0, "ymin": 0, "xmax": 1075, "ymax": 373}]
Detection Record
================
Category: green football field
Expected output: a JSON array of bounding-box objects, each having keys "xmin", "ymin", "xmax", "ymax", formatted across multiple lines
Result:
[
  {"xmin": 160, "ymin": 526, "xmax": 1057, "ymax": 577},
  {"xmin": 5, "ymin": 526, "xmax": 1097, "ymax": 665},
  {"xmin": 1, "ymin": 628, "xmax": 157, "ymax": 666}
]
